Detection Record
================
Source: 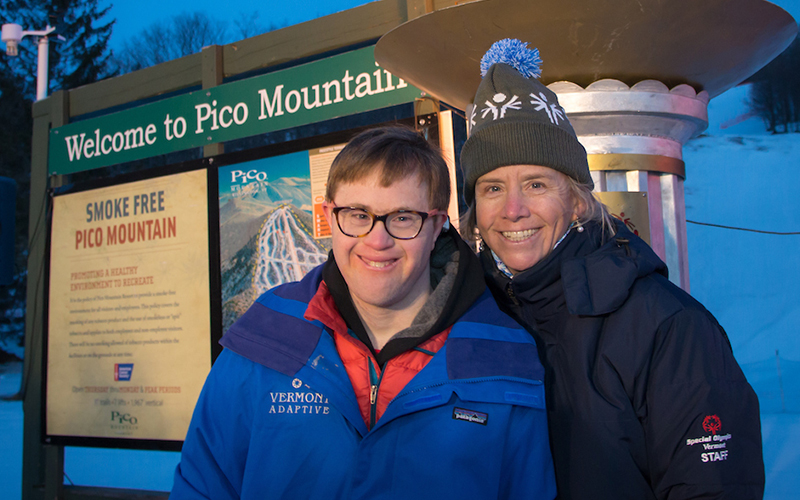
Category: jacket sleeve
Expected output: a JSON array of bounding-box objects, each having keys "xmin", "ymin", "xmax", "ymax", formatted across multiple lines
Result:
[
  {"xmin": 171, "ymin": 349, "xmax": 254, "ymax": 500},
  {"xmin": 645, "ymin": 307, "xmax": 764, "ymax": 499}
]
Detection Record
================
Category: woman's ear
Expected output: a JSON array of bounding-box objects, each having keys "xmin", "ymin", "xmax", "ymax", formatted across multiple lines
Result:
[{"xmin": 572, "ymin": 194, "xmax": 587, "ymax": 222}]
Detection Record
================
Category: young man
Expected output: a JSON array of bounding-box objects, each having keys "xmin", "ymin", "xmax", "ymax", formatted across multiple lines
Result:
[{"xmin": 171, "ymin": 126, "xmax": 555, "ymax": 499}]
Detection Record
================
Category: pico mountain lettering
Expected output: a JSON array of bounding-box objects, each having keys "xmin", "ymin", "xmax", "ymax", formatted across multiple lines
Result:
[{"xmin": 51, "ymin": 47, "xmax": 419, "ymax": 176}]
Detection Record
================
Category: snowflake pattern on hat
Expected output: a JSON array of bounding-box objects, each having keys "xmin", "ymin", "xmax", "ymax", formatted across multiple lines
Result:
[
  {"xmin": 474, "ymin": 89, "xmax": 567, "ymax": 126},
  {"xmin": 530, "ymin": 92, "xmax": 566, "ymax": 125},
  {"xmin": 481, "ymin": 93, "xmax": 523, "ymax": 121}
]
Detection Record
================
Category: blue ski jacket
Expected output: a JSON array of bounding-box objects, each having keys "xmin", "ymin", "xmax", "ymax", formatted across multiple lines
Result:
[{"xmin": 171, "ymin": 264, "xmax": 555, "ymax": 499}]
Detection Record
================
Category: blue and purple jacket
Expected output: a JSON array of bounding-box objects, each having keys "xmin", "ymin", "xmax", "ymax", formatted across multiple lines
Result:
[{"xmin": 171, "ymin": 264, "xmax": 555, "ymax": 499}]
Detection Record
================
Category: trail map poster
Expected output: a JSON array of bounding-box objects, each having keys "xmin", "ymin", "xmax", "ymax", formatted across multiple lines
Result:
[
  {"xmin": 218, "ymin": 146, "xmax": 344, "ymax": 331},
  {"xmin": 46, "ymin": 169, "xmax": 211, "ymax": 442}
]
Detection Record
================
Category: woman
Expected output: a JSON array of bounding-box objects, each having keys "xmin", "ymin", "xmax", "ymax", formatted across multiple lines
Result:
[{"xmin": 460, "ymin": 39, "xmax": 764, "ymax": 500}]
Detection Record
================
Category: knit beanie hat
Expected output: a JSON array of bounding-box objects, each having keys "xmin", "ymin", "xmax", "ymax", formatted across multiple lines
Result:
[{"xmin": 460, "ymin": 39, "xmax": 592, "ymax": 205}]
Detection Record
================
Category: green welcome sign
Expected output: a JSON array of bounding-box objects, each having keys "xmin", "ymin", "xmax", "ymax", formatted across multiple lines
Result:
[{"xmin": 49, "ymin": 46, "xmax": 424, "ymax": 175}]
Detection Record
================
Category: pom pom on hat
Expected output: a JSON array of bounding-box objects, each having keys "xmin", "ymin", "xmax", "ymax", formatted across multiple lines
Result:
[
  {"xmin": 480, "ymin": 38, "xmax": 543, "ymax": 79},
  {"xmin": 461, "ymin": 38, "xmax": 593, "ymax": 205}
]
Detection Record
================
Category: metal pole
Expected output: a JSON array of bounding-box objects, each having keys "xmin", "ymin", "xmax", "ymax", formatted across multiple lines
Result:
[{"xmin": 36, "ymin": 31, "xmax": 49, "ymax": 101}]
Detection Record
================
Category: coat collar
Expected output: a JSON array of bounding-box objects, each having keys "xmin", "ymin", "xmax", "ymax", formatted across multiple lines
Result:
[
  {"xmin": 483, "ymin": 220, "xmax": 668, "ymax": 317},
  {"xmin": 323, "ymin": 225, "xmax": 486, "ymax": 365}
]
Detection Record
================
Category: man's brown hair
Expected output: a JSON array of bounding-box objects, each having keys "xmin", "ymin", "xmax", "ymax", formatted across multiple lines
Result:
[{"xmin": 325, "ymin": 126, "xmax": 451, "ymax": 211}]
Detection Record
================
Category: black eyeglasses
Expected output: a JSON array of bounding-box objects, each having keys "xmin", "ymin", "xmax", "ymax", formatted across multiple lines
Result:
[{"xmin": 331, "ymin": 206, "xmax": 439, "ymax": 240}]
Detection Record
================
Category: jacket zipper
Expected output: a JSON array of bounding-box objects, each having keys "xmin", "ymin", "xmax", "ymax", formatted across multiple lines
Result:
[
  {"xmin": 367, "ymin": 348, "xmax": 436, "ymax": 431},
  {"xmin": 506, "ymin": 282, "xmax": 520, "ymax": 306},
  {"xmin": 368, "ymin": 357, "xmax": 384, "ymax": 430}
]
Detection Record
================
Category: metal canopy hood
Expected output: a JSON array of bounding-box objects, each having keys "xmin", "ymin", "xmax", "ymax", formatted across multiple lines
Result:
[{"xmin": 375, "ymin": 0, "xmax": 797, "ymax": 110}]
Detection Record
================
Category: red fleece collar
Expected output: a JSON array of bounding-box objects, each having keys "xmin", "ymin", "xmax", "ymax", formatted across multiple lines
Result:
[{"xmin": 304, "ymin": 280, "xmax": 348, "ymax": 335}]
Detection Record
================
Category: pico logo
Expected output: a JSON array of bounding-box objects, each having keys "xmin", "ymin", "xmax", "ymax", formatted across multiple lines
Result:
[
  {"xmin": 114, "ymin": 363, "xmax": 133, "ymax": 381},
  {"xmin": 111, "ymin": 411, "xmax": 138, "ymax": 425},
  {"xmin": 230, "ymin": 169, "xmax": 268, "ymax": 183}
]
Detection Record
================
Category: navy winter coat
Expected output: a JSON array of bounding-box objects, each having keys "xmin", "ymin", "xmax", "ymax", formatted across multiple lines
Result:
[{"xmin": 482, "ymin": 221, "xmax": 764, "ymax": 499}]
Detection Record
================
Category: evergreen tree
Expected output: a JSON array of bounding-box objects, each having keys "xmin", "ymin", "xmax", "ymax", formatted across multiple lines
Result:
[
  {"xmin": 749, "ymin": 27, "xmax": 800, "ymax": 133},
  {"xmin": 0, "ymin": 56, "xmax": 32, "ymax": 362},
  {"xmin": 1, "ymin": 0, "xmax": 116, "ymax": 95},
  {"xmin": 52, "ymin": 0, "xmax": 117, "ymax": 90},
  {"xmin": 0, "ymin": 0, "xmax": 115, "ymax": 360},
  {"xmin": 112, "ymin": 12, "xmax": 229, "ymax": 73}
]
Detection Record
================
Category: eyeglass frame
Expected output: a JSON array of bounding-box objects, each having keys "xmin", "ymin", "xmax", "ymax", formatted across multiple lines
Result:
[{"xmin": 330, "ymin": 205, "xmax": 442, "ymax": 240}]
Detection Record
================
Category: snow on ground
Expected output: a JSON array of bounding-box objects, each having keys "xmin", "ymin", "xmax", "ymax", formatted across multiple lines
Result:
[
  {"xmin": 1, "ymin": 363, "xmax": 23, "ymax": 500},
  {"xmin": 684, "ymin": 84, "xmax": 800, "ymax": 497},
  {"xmin": 685, "ymin": 130, "xmax": 800, "ymax": 366},
  {"xmin": 685, "ymin": 84, "xmax": 800, "ymax": 373},
  {"xmin": 63, "ymin": 447, "xmax": 179, "ymax": 491},
  {"xmin": 762, "ymin": 413, "xmax": 800, "ymax": 498}
]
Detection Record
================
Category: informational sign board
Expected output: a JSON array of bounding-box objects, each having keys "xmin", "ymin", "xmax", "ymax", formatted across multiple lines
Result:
[
  {"xmin": 46, "ymin": 169, "xmax": 212, "ymax": 443},
  {"xmin": 217, "ymin": 147, "xmax": 342, "ymax": 331},
  {"xmin": 216, "ymin": 117, "xmax": 457, "ymax": 332},
  {"xmin": 309, "ymin": 144, "xmax": 347, "ymax": 239},
  {"xmin": 48, "ymin": 46, "xmax": 422, "ymax": 175}
]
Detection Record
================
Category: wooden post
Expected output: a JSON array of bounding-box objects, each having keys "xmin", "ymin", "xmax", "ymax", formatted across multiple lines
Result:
[
  {"xmin": 23, "ymin": 89, "xmax": 69, "ymax": 500},
  {"xmin": 202, "ymin": 45, "xmax": 225, "ymax": 158}
]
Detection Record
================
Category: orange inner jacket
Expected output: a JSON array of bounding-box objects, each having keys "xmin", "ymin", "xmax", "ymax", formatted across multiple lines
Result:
[{"xmin": 305, "ymin": 281, "xmax": 449, "ymax": 429}]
